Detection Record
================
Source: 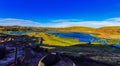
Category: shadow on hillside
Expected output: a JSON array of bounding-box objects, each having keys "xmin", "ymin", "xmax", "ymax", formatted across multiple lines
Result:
[{"xmin": 44, "ymin": 44, "xmax": 120, "ymax": 66}]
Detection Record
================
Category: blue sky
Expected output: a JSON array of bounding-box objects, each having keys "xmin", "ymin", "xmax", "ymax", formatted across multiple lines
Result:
[{"xmin": 0, "ymin": 0, "xmax": 120, "ymax": 27}]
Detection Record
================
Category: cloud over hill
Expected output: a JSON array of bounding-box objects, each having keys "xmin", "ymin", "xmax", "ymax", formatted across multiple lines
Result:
[{"xmin": 0, "ymin": 18, "xmax": 120, "ymax": 28}]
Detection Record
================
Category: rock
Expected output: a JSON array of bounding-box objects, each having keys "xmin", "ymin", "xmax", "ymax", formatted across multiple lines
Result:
[
  {"xmin": 38, "ymin": 52, "xmax": 75, "ymax": 66},
  {"xmin": 0, "ymin": 46, "xmax": 6, "ymax": 59},
  {"xmin": 31, "ymin": 45, "xmax": 48, "ymax": 52},
  {"xmin": 38, "ymin": 53, "xmax": 60, "ymax": 66}
]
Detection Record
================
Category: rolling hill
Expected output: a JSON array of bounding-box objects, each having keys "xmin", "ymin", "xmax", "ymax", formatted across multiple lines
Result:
[{"xmin": 0, "ymin": 26, "xmax": 120, "ymax": 38}]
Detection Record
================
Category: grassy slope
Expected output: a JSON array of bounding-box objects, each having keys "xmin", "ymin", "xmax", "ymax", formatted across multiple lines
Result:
[
  {"xmin": 47, "ymin": 26, "xmax": 119, "ymax": 39},
  {"xmin": 93, "ymin": 26, "xmax": 120, "ymax": 38},
  {"xmin": 56, "ymin": 26, "xmax": 96, "ymax": 33},
  {"xmin": 27, "ymin": 32, "xmax": 84, "ymax": 46},
  {"xmin": 57, "ymin": 26, "xmax": 120, "ymax": 39}
]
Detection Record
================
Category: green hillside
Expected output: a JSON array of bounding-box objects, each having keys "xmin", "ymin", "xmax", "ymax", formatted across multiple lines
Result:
[{"xmin": 27, "ymin": 32, "xmax": 83, "ymax": 46}]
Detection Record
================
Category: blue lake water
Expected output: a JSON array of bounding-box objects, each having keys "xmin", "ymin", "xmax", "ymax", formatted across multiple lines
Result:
[
  {"xmin": 10, "ymin": 30, "xmax": 60, "ymax": 35},
  {"xmin": 52, "ymin": 32, "xmax": 120, "ymax": 48},
  {"xmin": 112, "ymin": 44, "xmax": 120, "ymax": 48},
  {"xmin": 52, "ymin": 32, "xmax": 99, "ymax": 42},
  {"xmin": 10, "ymin": 32, "xmax": 99, "ymax": 42},
  {"xmin": 10, "ymin": 31, "xmax": 27, "ymax": 35}
]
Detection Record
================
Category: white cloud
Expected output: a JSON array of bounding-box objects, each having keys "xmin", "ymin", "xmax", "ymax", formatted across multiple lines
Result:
[
  {"xmin": 0, "ymin": 18, "xmax": 120, "ymax": 28},
  {"xmin": 48, "ymin": 18, "xmax": 120, "ymax": 28},
  {"xmin": 0, "ymin": 18, "xmax": 42, "ymax": 27}
]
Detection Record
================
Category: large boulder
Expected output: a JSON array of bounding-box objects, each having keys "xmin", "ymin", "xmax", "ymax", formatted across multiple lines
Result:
[
  {"xmin": 38, "ymin": 52, "xmax": 75, "ymax": 66},
  {"xmin": 38, "ymin": 53, "xmax": 61, "ymax": 66}
]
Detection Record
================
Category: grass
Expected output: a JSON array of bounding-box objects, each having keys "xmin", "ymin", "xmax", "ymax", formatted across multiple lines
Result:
[
  {"xmin": 27, "ymin": 32, "xmax": 120, "ymax": 47},
  {"xmin": 43, "ymin": 44, "xmax": 120, "ymax": 58},
  {"xmin": 27, "ymin": 32, "xmax": 83, "ymax": 46}
]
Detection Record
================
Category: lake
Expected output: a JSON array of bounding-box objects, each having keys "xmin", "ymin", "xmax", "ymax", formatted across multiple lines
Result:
[
  {"xmin": 8, "ymin": 31, "xmax": 120, "ymax": 48},
  {"xmin": 52, "ymin": 32, "xmax": 99, "ymax": 42},
  {"xmin": 10, "ymin": 31, "xmax": 27, "ymax": 35}
]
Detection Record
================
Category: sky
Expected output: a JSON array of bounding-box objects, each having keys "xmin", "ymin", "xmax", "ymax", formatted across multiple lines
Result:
[{"xmin": 0, "ymin": 0, "xmax": 120, "ymax": 27}]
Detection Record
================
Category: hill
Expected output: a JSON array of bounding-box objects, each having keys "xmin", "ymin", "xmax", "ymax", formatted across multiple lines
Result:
[
  {"xmin": 56, "ymin": 26, "xmax": 96, "ymax": 33},
  {"xmin": 92, "ymin": 26, "xmax": 120, "ymax": 38},
  {"xmin": 0, "ymin": 26, "xmax": 120, "ymax": 38},
  {"xmin": 27, "ymin": 32, "xmax": 81, "ymax": 46}
]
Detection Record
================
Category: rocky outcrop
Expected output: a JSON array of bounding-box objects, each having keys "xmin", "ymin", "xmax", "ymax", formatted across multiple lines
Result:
[
  {"xmin": 38, "ymin": 52, "xmax": 75, "ymax": 66},
  {"xmin": 0, "ymin": 46, "xmax": 6, "ymax": 59}
]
